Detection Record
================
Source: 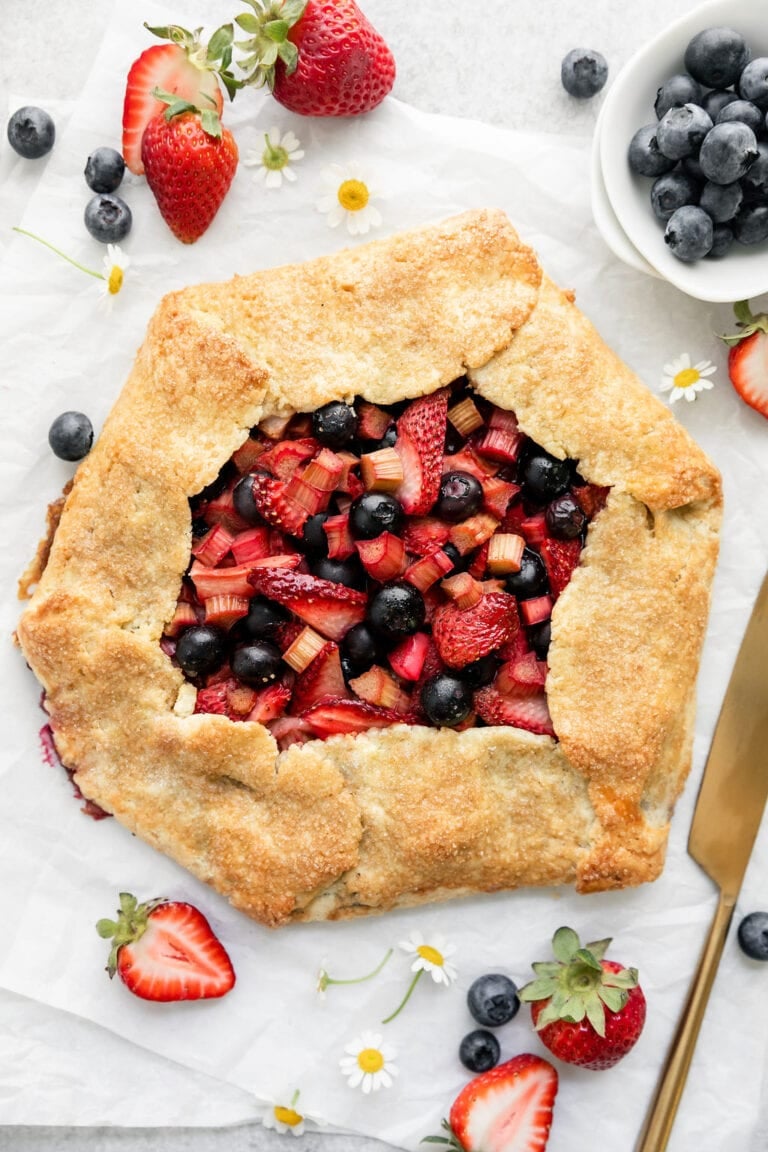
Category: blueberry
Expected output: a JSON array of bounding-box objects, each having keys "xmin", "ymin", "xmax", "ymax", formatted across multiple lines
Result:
[
  {"xmin": 560, "ymin": 48, "xmax": 608, "ymax": 99},
  {"xmin": 737, "ymin": 911, "xmax": 768, "ymax": 960},
  {"xmin": 505, "ymin": 547, "xmax": 549, "ymax": 599},
  {"xmin": 239, "ymin": 596, "xmax": 289, "ymax": 640},
  {"xmin": 7, "ymin": 106, "xmax": 55, "ymax": 158},
  {"xmin": 739, "ymin": 58, "xmax": 768, "ymax": 111},
  {"xmin": 650, "ymin": 169, "xmax": 700, "ymax": 222},
  {"xmin": 341, "ymin": 623, "xmax": 385, "ymax": 674},
  {"xmin": 349, "ymin": 492, "xmax": 404, "ymax": 540},
  {"xmin": 528, "ymin": 619, "xmax": 551, "ymax": 660},
  {"xmin": 654, "ymin": 74, "xmax": 703, "ymax": 119},
  {"xmin": 233, "ymin": 471, "xmax": 265, "ymax": 525},
  {"xmin": 176, "ymin": 625, "xmax": 227, "ymax": 678},
  {"xmin": 699, "ymin": 180, "xmax": 742, "ymax": 223},
  {"xmin": 664, "ymin": 205, "xmax": 714, "ymax": 261},
  {"xmin": 302, "ymin": 512, "xmax": 330, "ymax": 557},
  {"xmin": 741, "ymin": 142, "xmax": 768, "ymax": 203},
  {"xmin": 459, "ymin": 1029, "xmax": 501, "ymax": 1074},
  {"xmin": 442, "ymin": 541, "xmax": 469, "ymax": 572},
  {"xmin": 628, "ymin": 124, "xmax": 677, "ymax": 177},
  {"xmin": 420, "ymin": 674, "xmax": 474, "ymax": 727},
  {"xmin": 312, "ymin": 555, "xmax": 366, "ymax": 589},
  {"xmin": 732, "ymin": 204, "xmax": 768, "ymax": 245},
  {"xmin": 519, "ymin": 449, "xmax": 572, "ymax": 503},
  {"xmin": 707, "ymin": 224, "xmax": 734, "ymax": 258},
  {"xmin": 656, "ymin": 104, "xmax": 713, "ymax": 161},
  {"xmin": 702, "ymin": 89, "xmax": 739, "ymax": 121},
  {"xmin": 437, "ymin": 471, "xmax": 483, "ymax": 523},
  {"xmin": 84, "ymin": 193, "xmax": 132, "ymax": 243},
  {"xmin": 457, "ymin": 653, "xmax": 500, "ymax": 688},
  {"xmin": 545, "ymin": 493, "xmax": 586, "ymax": 539},
  {"xmin": 376, "ymin": 424, "xmax": 398, "ymax": 451},
  {"xmin": 717, "ymin": 99, "xmax": 764, "ymax": 135},
  {"xmin": 684, "ymin": 27, "xmax": 750, "ymax": 89},
  {"xmin": 84, "ymin": 147, "xmax": 126, "ymax": 193},
  {"xmin": 699, "ymin": 122, "xmax": 758, "ymax": 184},
  {"xmin": 444, "ymin": 424, "xmax": 465, "ymax": 455},
  {"xmin": 682, "ymin": 152, "xmax": 706, "ymax": 182},
  {"xmin": 367, "ymin": 582, "xmax": 426, "ymax": 638},
  {"xmin": 48, "ymin": 411, "xmax": 93, "ymax": 461},
  {"xmin": 231, "ymin": 640, "xmax": 283, "ymax": 686},
  {"xmin": 312, "ymin": 401, "xmax": 358, "ymax": 449},
  {"xmin": 467, "ymin": 973, "xmax": 521, "ymax": 1027}
]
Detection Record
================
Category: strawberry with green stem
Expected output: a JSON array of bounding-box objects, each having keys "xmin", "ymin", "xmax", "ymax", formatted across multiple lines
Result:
[{"xmin": 721, "ymin": 299, "xmax": 768, "ymax": 420}]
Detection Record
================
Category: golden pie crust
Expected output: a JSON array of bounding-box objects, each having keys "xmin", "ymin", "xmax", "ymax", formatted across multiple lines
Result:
[{"xmin": 16, "ymin": 210, "xmax": 721, "ymax": 926}]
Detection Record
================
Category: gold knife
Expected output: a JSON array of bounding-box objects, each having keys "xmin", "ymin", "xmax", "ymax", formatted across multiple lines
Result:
[{"xmin": 637, "ymin": 570, "xmax": 768, "ymax": 1151}]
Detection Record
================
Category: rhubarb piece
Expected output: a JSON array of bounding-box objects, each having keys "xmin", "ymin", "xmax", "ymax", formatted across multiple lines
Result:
[
  {"xmin": 572, "ymin": 483, "xmax": 610, "ymax": 519},
  {"xmin": 387, "ymin": 632, "xmax": 430, "ymax": 682},
  {"xmin": 258, "ymin": 413, "xmax": 293, "ymax": 440},
  {"xmin": 323, "ymin": 513, "xmax": 356, "ymax": 560},
  {"xmin": 226, "ymin": 682, "xmax": 259, "ymax": 716},
  {"xmin": 282, "ymin": 625, "xmax": 327, "ymax": 672},
  {"xmin": 481, "ymin": 476, "xmax": 520, "ymax": 519},
  {"xmin": 519, "ymin": 594, "xmax": 554, "ymax": 627},
  {"xmin": 349, "ymin": 665, "xmax": 402, "ymax": 709},
  {"xmin": 467, "ymin": 540, "xmax": 490, "ymax": 579},
  {"xmin": 442, "ymin": 447, "xmax": 499, "ymax": 480},
  {"xmin": 248, "ymin": 569, "xmax": 367, "ymax": 641},
  {"xmin": 164, "ymin": 601, "xmax": 199, "ymax": 637},
  {"xmin": 232, "ymin": 436, "xmax": 267, "ymax": 474},
  {"xmin": 258, "ymin": 437, "xmax": 319, "ymax": 481},
  {"xmin": 487, "ymin": 533, "xmax": 525, "ymax": 576},
  {"xmin": 284, "ymin": 473, "xmax": 331, "ymax": 515},
  {"xmin": 335, "ymin": 451, "xmax": 362, "ymax": 495},
  {"xmin": 432, "ymin": 592, "xmax": 519, "ymax": 669},
  {"xmin": 301, "ymin": 698, "xmax": 402, "ymax": 738},
  {"xmin": 402, "ymin": 516, "xmax": 451, "ymax": 557},
  {"xmin": 519, "ymin": 513, "xmax": 549, "ymax": 548},
  {"xmin": 441, "ymin": 571, "xmax": 484, "ymax": 610},
  {"xmin": 394, "ymin": 389, "xmax": 449, "ymax": 515},
  {"xmin": 360, "ymin": 447, "xmax": 404, "ymax": 493},
  {"xmin": 403, "ymin": 549, "xmax": 454, "ymax": 593},
  {"xmin": 449, "ymin": 512, "xmax": 500, "ymax": 555},
  {"xmin": 356, "ymin": 400, "xmax": 392, "ymax": 441},
  {"xmin": 474, "ymin": 685, "xmax": 555, "ymax": 737},
  {"xmin": 203, "ymin": 594, "xmax": 250, "ymax": 629},
  {"xmin": 200, "ymin": 487, "xmax": 252, "ymax": 534},
  {"xmin": 539, "ymin": 538, "xmax": 582, "ymax": 598},
  {"xmin": 290, "ymin": 642, "xmax": 349, "ymax": 713},
  {"xmin": 302, "ymin": 448, "xmax": 344, "ymax": 492},
  {"xmin": 189, "ymin": 562, "xmax": 253, "ymax": 600},
  {"xmin": 355, "ymin": 532, "xmax": 408, "ymax": 582},
  {"xmin": 475, "ymin": 408, "xmax": 524, "ymax": 464},
  {"xmin": 230, "ymin": 526, "xmax": 271, "ymax": 565},
  {"xmin": 448, "ymin": 395, "xmax": 484, "ymax": 436},
  {"xmin": 191, "ymin": 524, "xmax": 235, "ymax": 567},
  {"xmin": 250, "ymin": 553, "xmax": 303, "ymax": 570}
]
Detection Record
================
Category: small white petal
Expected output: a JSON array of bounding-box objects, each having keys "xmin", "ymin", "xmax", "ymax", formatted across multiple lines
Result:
[
  {"xmin": 266, "ymin": 126, "xmax": 281, "ymax": 145},
  {"xmin": 327, "ymin": 203, "xmax": 346, "ymax": 228},
  {"xmin": 282, "ymin": 131, "xmax": 300, "ymax": 150},
  {"xmin": 366, "ymin": 205, "xmax": 383, "ymax": 228},
  {"xmin": 264, "ymin": 169, "xmax": 283, "ymax": 189},
  {"xmin": 316, "ymin": 194, "xmax": 337, "ymax": 213},
  {"xmin": 361, "ymin": 1076, "xmax": 373, "ymax": 1095},
  {"xmin": 242, "ymin": 150, "xmax": 261, "ymax": 168},
  {"xmin": 347, "ymin": 1067, "xmax": 365, "ymax": 1089},
  {"xmin": 284, "ymin": 167, "xmax": 298, "ymax": 182},
  {"xmin": 288, "ymin": 149, "xmax": 305, "ymax": 160}
]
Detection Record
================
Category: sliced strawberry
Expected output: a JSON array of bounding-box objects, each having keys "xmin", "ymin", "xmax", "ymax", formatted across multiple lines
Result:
[
  {"xmin": 248, "ymin": 569, "xmax": 367, "ymax": 641},
  {"xmin": 194, "ymin": 682, "xmax": 230, "ymax": 716},
  {"xmin": 302, "ymin": 698, "xmax": 402, "ymax": 738},
  {"xmin": 268, "ymin": 714, "xmax": 313, "ymax": 750},
  {"xmin": 402, "ymin": 516, "xmax": 451, "ymax": 557},
  {"xmin": 98, "ymin": 893, "xmax": 235, "ymax": 1001},
  {"xmin": 481, "ymin": 475, "xmax": 520, "ymax": 519},
  {"xmin": 448, "ymin": 1053, "xmax": 558, "ymax": 1152},
  {"xmin": 258, "ymin": 438, "xmax": 319, "ymax": 480},
  {"xmin": 443, "ymin": 445, "xmax": 499, "ymax": 479},
  {"xmin": 474, "ymin": 685, "xmax": 555, "ymax": 737},
  {"xmin": 290, "ymin": 642, "xmax": 349, "ymax": 714},
  {"xmin": 432, "ymin": 592, "xmax": 519, "ymax": 669},
  {"xmin": 394, "ymin": 389, "xmax": 449, "ymax": 515},
  {"xmin": 725, "ymin": 303, "xmax": 768, "ymax": 419},
  {"xmin": 572, "ymin": 483, "xmax": 610, "ymax": 519},
  {"xmin": 122, "ymin": 42, "xmax": 225, "ymax": 176},
  {"xmin": 247, "ymin": 682, "xmax": 292, "ymax": 724},
  {"xmin": 249, "ymin": 471, "xmax": 309, "ymax": 537},
  {"xmin": 388, "ymin": 632, "xmax": 430, "ymax": 681},
  {"xmin": 538, "ymin": 538, "xmax": 582, "ymax": 598}
]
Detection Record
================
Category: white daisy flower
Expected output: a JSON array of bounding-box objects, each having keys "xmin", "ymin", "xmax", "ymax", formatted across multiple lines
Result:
[
  {"xmin": 260, "ymin": 1090, "xmax": 324, "ymax": 1136},
  {"xmin": 100, "ymin": 244, "xmax": 130, "ymax": 307},
  {"xmin": 340, "ymin": 1031, "xmax": 398, "ymax": 1094},
  {"xmin": 244, "ymin": 126, "xmax": 304, "ymax": 189},
  {"xmin": 399, "ymin": 930, "xmax": 458, "ymax": 986},
  {"xmin": 316, "ymin": 163, "xmax": 382, "ymax": 236},
  {"xmin": 659, "ymin": 353, "xmax": 717, "ymax": 403}
]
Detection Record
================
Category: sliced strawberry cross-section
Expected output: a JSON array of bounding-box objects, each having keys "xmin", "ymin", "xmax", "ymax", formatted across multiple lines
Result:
[
  {"xmin": 290, "ymin": 642, "xmax": 349, "ymax": 714},
  {"xmin": 301, "ymin": 698, "xmax": 404, "ymax": 738},
  {"xmin": 432, "ymin": 591, "xmax": 519, "ymax": 669},
  {"xmin": 447, "ymin": 1052, "xmax": 558, "ymax": 1152},
  {"xmin": 539, "ymin": 537, "xmax": 582, "ymax": 598},
  {"xmin": 394, "ymin": 388, "xmax": 449, "ymax": 515},
  {"xmin": 248, "ymin": 569, "xmax": 367, "ymax": 641},
  {"xmin": 474, "ymin": 685, "xmax": 555, "ymax": 737}
]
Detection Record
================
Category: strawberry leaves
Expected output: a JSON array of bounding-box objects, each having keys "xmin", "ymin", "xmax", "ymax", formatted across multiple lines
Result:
[
  {"xmin": 235, "ymin": 0, "xmax": 307, "ymax": 89},
  {"xmin": 721, "ymin": 298, "xmax": 768, "ymax": 347},
  {"xmin": 145, "ymin": 22, "xmax": 242, "ymax": 100}
]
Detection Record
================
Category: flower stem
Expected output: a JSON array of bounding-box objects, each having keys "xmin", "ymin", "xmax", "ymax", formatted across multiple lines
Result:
[
  {"xmin": 12, "ymin": 227, "xmax": 104, "ymax": 280},
  {"xmin": 317, "ymin": 947, "xmax": 393, "ymax": 992},
  {"xmin": 381, "ymin": 968, "xmax": 423, "ymax": 1024}
]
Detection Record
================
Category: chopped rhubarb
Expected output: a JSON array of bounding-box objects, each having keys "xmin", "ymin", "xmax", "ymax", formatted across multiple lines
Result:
[
  {"xmin": 388, "ymin": 632, "xmax": 430, "ymax": 681},
  {"xmin": 481, "ymin": 476, "xmax": 520, "ymax": 519},
  {"xmin": 258, "ymin": 413, "xmax": 293, "ymax": 440},
  {"xmin": 356, "ymin": 401, "xmax": 392, "ymax": 441},
  {"xmin": 324, "ymin": 513, "xmax": 356, "ymax": 560},
  {"xmin": 360, "ymin": 447, "xmax": 404, "ymax": 493},
  {"xmin": 201, "ymin": 487, "xmax": 252, "ymax": 534},
  {"xmin": 232, "ymin": 436, "xmax": 267, "ymax": 474},
  {"xmin": 164, "ymin": 601, "xmax": 199, "ymax": 637},
  {"xmin": 474, "ymin": 426, "xmax": 523, "ymax": 464},
  {"xmin": 487, "ymin": 532, "xmax": 525, "ymax": 576},
  {"xmin": 449, "ymin": 512, "xmax": 500, "ymax": 555},
  {"xmin": 572, "ymin": 483, "xmax": 610, "ymax": 519},
  {"xmin": 285, "ymin": 473, "xmax": 331, "ymax": 515},
  {"xmin": 282, "ymin": 625, "xmax": 327, "ymax": 672},
  {"xmin": 519, "ymin": 595, "xmax": 553, "ymax": 627},
  {"xmin": 404, "ymin": 549, "xmax": 454, "ymax": 593},
  {"xmin": 285, "ymin": 413, "xmax": 314, "ymax": 439},
  {"xmin": 519, "ymin": 513, "xmax": 549, "ymax": 548},
  {"xmin": 302, "ymin": 447, "xmax": 344, "ymax": 492},
  {"xmin": 190, "ymin": 562, "xmax": 253, "ymax": 600},
  {"xmin": 441, "ymin": 571, "xmax": 484, "ymax": 610},
  {"xmin": 335, "ymin": 451, "xmax": 362, "ymax": 495},
  {"xmin": 226, "ymin": 682, "xmax": 259, "ymax": 716},
  {"xmin": 356, "ymin": 532, "xmax": 407, "ymax": 582},
  {"xmin": 230, "ymin": 526, "xmax": 271, "ymax": 565},
  {"xmin": 349, "ymin": 665, "xmax": 402, "ymax": 709},
  {"xmin": 448, "ymin": 396, "xmax": 484, "ymax": 436},
  {"xmin": 192, "ymin": 524, "xmax": 235, "ymax": 567},
  {"xmin": 249, "ymin": 553, "xmax": 303, "ymax": 569},
  {"xmin": 467, "ymin": 541, "xmax": 490, "ymax": 579},
  {"xmin": 442, "ymin": 447, "xmax": 498, "ymax": 481},
  {"xmin": 496, "ymin": 651, "xmax": 548, "ymax": 696},
  {"xmin": 203, "ymin": 594, "xmax": 250, "ymax": 629}
]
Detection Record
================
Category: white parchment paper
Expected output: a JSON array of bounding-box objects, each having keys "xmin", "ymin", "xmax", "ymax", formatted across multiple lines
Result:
[{"xmin": 2, "ymin": 2, "xmax": 768, "ymax": 1147}]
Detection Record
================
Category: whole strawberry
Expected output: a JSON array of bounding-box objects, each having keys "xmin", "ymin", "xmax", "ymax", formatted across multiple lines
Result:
[
  {"xmin": 235, "ymin": 0, "xmax": 395, "ymax": 116},
  {"xmin": 721, "ymin": 299, "xmax": 768, "ymax": 420},
  {"xmin": 518, "ymin": 926, "xmax": 646, "ymax": 1070},
  {"xmin": 141, "ymin": 91, "xmax": 238, "ymax": 244}
]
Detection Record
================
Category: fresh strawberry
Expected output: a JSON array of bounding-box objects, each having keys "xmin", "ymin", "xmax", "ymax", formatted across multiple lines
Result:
[
  {"xmin": 722, "ymin": 299, "xmax": 768, "ymax": 419},
  {"xmin": 122, "ymin": 24, "xmax": 235, "ymax": 175},
  {"xmin": 430, "ymin": 1053, "xmax": 558, "ymax": 1152},
  {"xmin": 248, "ymin": 569, "xmax": 366, "ymax": 640},
  {"xmin": 246, "ymin": 470, "xmax": 309, "ymax": 537},
  {"xmin": 395, "ymin": 389, "xmax": 449, "ymax": 515},
  {"xmin": 290, "ymin": 641, "xmax": 349, "ymax": 713},
  {"xmin": 236, "ymin": 0, "xmax": 395, "ymax": 117},
  {"xmin": 519, "ymin": 927, "xmax": 646, "ymax": 1071},
  {"xmin": 301, "ymin": 698, "xmax": 402, "ymax": 737},
  {"xmin": 141, "ymin": 94, "xmax": 238, "ymax": 244},
  {"xmin": 538, "ymin": 538, "xmax": 581, "ymax": 598},
  {"xmin": 474, "ymin": 685, "xmax": 555, "ymax": 737},
  {"xmin": 432, "ymin": 592, "xmax": 519, "ymax": 669},
  {"xmin": 96, "ymin": 892, "xmax": 235, "ymax": 1001}
]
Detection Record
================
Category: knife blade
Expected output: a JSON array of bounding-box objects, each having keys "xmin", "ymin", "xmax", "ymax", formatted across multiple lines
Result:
[{"xmin": 637, "ymin": 569, "xmax": 768, "ymax": 1152}]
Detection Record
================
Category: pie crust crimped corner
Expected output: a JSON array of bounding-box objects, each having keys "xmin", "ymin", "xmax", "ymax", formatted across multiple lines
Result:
[{"xmin": 16, "ymin": 209, "xmax": 721, "ymax": 927}]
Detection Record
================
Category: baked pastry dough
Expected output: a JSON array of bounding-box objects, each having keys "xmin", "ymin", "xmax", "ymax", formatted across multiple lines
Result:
[{"xmin": 16, "ymin": 209, "xmax": 721, "ymax": 926}]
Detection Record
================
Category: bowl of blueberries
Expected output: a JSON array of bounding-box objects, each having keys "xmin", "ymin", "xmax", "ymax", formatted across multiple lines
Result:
[{"xmin": 597, "ymin": 0, "xmax": 768, "ymax": 301}]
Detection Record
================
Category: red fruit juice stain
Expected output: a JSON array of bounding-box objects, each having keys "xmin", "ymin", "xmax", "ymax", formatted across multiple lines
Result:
[{"xmin": 39, "ymin": 722, "xmax": 111, "ymax": 821}]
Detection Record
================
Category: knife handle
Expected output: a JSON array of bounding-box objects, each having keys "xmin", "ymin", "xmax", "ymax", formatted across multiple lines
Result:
[{"xmin": 636, "ymin": 890, "xmax": 735, "ymax": 1152}]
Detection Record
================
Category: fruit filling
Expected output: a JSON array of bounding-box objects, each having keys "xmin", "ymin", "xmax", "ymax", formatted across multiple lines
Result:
[{"xmin": 163, "ymin": 383, "xmax": 609, "ymax": 748}]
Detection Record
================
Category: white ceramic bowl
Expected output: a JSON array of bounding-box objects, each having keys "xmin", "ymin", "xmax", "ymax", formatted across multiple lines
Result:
[
  {"xmin": 591, "ymin": 104, "xmax": 661, "ymax": 277},
  {"xmin": 600, "ymin": 0, "xmax": 768, "ymax": 302}
]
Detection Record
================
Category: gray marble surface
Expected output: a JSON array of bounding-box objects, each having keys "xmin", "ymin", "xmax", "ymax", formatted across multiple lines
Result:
[{"xmin": 1, "ymin": 1, "xmax": 706, "ymax": 1149}]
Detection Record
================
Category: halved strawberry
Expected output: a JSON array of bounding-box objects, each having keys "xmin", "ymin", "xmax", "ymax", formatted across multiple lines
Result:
[
  {"xmin": 290, "ymin": 642, "xmax": 349, "ymax": 714},
  {"xmin": 248, "ymin": 569, "xmax": 367, "ymax": 641},
  {"xmin": 723, "ymin": 300, "xmax": 768, "ymax": 419},
  {"xmin": 193, "ymin": 681, "xmax": 230, "ymax": 716},
  {"xmin": 445, "ymin": 1053, "xmax": 558, "ymax": 1152},
  {"xmin": 301, "ymin": 698, "xmax": 403, "ymax": 737},
  {"xmin": 474, "ymin": 685, "xmax": 555, "ymax": 737},
  {"xmin": 395, "ymin": 389, "xmax": 449, "ymax": 515},
  {"xmin": 96, "ymin": 893, "xmax": 235, "ymax": 1001},
  {"xmin": 432, "ymin": 592, "xmax": 519, "ymax": 668},
  {"xmin": 538, "ymin": 538, "xmax": 582, "ymax": 598}
]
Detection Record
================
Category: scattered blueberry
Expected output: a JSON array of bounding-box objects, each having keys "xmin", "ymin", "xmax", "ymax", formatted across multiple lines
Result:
[
  {"xmin": 437, "ymin": 471, "xmax": 483, "ymax": 523},
  {"xmin": 341, "ymin": 623, "xmax": 385, "ymax": 674},
  {"xmin": 707, "ymin": 224, "xmax": 734, "ymax": 258},
  {"xmin": 312, "ymin": 554, "xmax": 366, "ymax": 589},
  {"xmin": 684, "ymin": 27, "xmax": 750, "ymax": 89},
  {"xmin": 656, "ymin": 103, "xmax": 713, "ymax": 161},
  {"xmin": 650, "ymin": 169, "xmax": 701, "ymax": 222},
  {"xmin": 664, "ymin": 205, "xmax": 714, "ymax": 261},
  {"xmin": 739, "ymin": 58, "xmax": 768, "ymax": 111},
  {"xmin": 737, "ymin": 911, "xmax": 768, "ymax": 960},
  {"xmin": 717, "ymin": 99, "xmax": 764, "ymax": 134},
  {"xmin": 467, "ymin": 973, "xmax": 521, "ymax": 1027},
  {"xmin": 7, "ymin": 105, "xmax": 55, "ymax": 158},
  {"xmin": 349, "ymin": 491, "xmax": 404, "ymax": 540},
  {"xmin": 48, "ymin": 410, "xmax": 93, "ymax": 461},
  {"xmin": 312, "ymin": 401, "xmax": 358, "ymax": 449},
  {"xmin": 84, "ymin": 146, "xmax": 126, "ymax": 193},
  {"xmin": 239, "ymin": 596, "xmax": 289, "ymax": 640},
  {"xmin": 698, "ymin": 122, "xmax": 758, "ymax": 184},
  {"xmin": 528, "ymin": 619, "xmax": 551, "ymax": 660},
  {"xmin": 519, "ymin": 449, "xmax": 572, "ymax": 503},
  {"xmin": 505, "ymin": 547, "xmax": 549, "ymax": 599},
  {"xmin": 84, "ymin": 192, "xmax": 132, "ymax": 243},
  {"xmin": 702, "ymin": 89, "xmax": 739, "ymax": 121},
  {"xmin": 367, "ymin": 581, "xmax": 426, "ymax": 638},
  {"xmin": 699, "ymin": 180, "xmax": 742, "ymax": 223},
  {"xmin": 231, "ymin": 640, "xmax": 283, "ymax": 686},
  {"xmin": 655, "ymin": 73, "xmax": 703, "ymax": 119},
  {"xmin": 733, "ymin": 203, "xmax": 768, "ymax": 245},
  {"xmin": 421, "ymin": 673, "xmax": 474, "ymax": 727},
  {"xmin": 560, "ymin": 48, "xmax": 608, "ymax": 99},
  {"xmin": 459, "ymin": 1029, "xmax": 501, "ymax": 1074},
  {"xmin": 176, "ymin": 625, "xmax": 227, "ymax": 678},
  {"xmin": 628, "ymin": 124, "xmax": 677, "ymax": 177},
  {"xmin": 545, "ymin": 492, "xmax": 587, "ymax": 539}
]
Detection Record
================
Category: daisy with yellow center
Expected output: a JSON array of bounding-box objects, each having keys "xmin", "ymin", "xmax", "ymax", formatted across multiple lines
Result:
[
  {"xmin": 659, "ymin": 353, "xmax": 717, "ymax": 403},
  {"xmin": 244, "ymin": 126, "xmax": 304, "ymax": 189},
  {"xmin": 261, "ymin": 1089, "xmax": 321, "ymax": 1137},
  {"xmin": 12, "ymin": 227, "xmax": 130, "ymax": 306},
  {"xmin": 316, "ymin": 163, "xmax": 383, "ymax": 236},
  {"xmin": 382, "ymin": 930, "xmax": 458, "ymax": 1022},
  {"xmin": 340, "ymin": 1031, "xmax": 398, "ymax": 1093}
]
